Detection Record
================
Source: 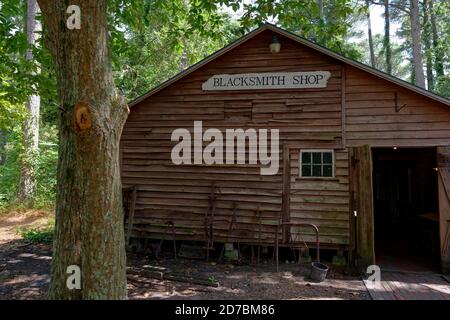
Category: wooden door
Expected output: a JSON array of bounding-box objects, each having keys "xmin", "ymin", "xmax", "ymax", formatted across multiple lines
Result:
[
  {"xmin": 437, "ymin": 146, "xmax": 450, "ymax": 274},
  {"xmin": 349, "ymin": 145, "xmax": 375, "ymax": 269}
]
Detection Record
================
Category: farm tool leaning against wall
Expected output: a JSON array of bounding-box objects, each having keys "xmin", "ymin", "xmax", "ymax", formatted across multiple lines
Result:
[{"xmin": 204, "ymin": 183, "xmax": 221, "ymax": 261}]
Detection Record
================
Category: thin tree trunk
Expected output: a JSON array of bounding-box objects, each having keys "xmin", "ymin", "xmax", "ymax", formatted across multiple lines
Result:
[
  {"xmin": 383, "ymin": 0, "xmax": 392, "ymax": 74},
  {"xmin": 429, "ymin": 0, "xmax": 444, "ymax": 78},
  {"xmin": 179, "ymin": 38, "xmax": 189, "ymax": 71},
  {"xmin": 37, "ymin": 0, "xmax": 129, "ymax": 299},
  {"xmin": 318, "ymin": 0, "xmax": 324, "ymax": 20},
  {"xmin": 18, "ymin": 0, "xmax": 41, "ymax": 204},
  {"xmin": 366, "ymin": 0, "xmax": 376, "ymax": 68},
  {"xmin": 409, "ymin": 0, "xmax": 425, "ymax": 87},
  {"xmin": 423, "ymin": 0, "xmax": 434, "ymax": 90}
]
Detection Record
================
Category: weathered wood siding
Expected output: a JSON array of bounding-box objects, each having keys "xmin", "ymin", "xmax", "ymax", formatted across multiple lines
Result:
[
  {"xmin": 120, "ymin": 28, "xmax": 450, "ymax": 249},
  {"xmin": 345, "ymin": 66, "xmax": 450, "ymax": 147},
  {"xmin": 121, "ymin": 30, "xmax": 348, "ymax": 246},
  {"xmin": 288, "ymin": 148, "xmax": 350, "ymax": 246}
]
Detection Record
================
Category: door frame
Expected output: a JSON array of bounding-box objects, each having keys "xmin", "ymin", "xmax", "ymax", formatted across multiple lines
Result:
[
  {"xmin": 349, "ymin": 145, "xmax": 375, "ymax": 269},
  {"xmin": 365, "ymin": 146, "xmax": 445, "ymax": 273},
  {"xmin": 437, "ymin": 146, "xmax": 450, "ymax": 274}
]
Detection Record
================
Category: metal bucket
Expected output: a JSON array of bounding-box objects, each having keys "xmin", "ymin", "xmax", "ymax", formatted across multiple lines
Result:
[{"xmin": 309, "ymin": 262, "xmax": 328, "ymax": 282}]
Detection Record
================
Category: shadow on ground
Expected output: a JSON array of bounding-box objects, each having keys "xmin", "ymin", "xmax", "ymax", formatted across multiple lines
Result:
[
  {"xmin": 0, "ymin": 241, "xmax": 370, "ymax": 300},
  {"xmin": 0, "ymin": 240, "xmax": 51, "ymax": 299}
]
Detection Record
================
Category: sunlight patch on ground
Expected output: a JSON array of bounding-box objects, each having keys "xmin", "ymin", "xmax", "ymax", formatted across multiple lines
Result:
[{"xmin": 0, "ymin": 209, "xmax": 54, "ymax": 244}]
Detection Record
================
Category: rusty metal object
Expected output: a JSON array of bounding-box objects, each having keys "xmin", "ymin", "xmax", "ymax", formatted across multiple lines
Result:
[
  {"xmin": 204, "ymin": 183, "xmax": 220, "ymax": 261},
  {"xmin": 275, "ymin": 222, "xmax": 321, "ymax": 272},
  {"xmin": 218, "ymin": 203, "xmax": 238, "ymax": 262},
  {"xmin": 156, "ymin": 221, "xmax": 177, "ymax": 260}
]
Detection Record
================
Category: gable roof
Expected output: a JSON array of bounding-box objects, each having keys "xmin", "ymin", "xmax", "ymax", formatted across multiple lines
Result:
[{"xmin": 129, "ymin": 23, "xmax": 450, "ymax": 107}]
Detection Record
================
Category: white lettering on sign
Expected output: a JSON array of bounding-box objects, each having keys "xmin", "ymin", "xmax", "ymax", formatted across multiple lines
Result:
[{"xmin": 202, "ymin": 71, "xmax": 331, "ymax": 91}]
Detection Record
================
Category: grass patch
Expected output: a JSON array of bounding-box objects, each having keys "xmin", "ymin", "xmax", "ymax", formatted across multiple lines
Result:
[
  {"xmin": 16, "ymin": 215, "xmax": 55, "ymax": 244},
  {"xmin": 20, "ymin": 227, "xmax": 54, "ymax": 244}
]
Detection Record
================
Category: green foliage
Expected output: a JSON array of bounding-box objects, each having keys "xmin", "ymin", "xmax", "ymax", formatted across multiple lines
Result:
[
  {"xmin": 0, "ymin": 0, "xmax": 56, "ymax": 106},
  {"xmin": 388, "ymin": 0, "xmax": 449, "ymax": 96},
  {"xmin": 355, "ymin": 33, "xmax": 410, "ymax": 78},
  {"xmin": 0, "ymin": 124, "xmax": 58, "ymax": 209},
  {"xmin": 20, "ymin": 227, "xmax": 54, "ymax": 244},
  {"xmin": 0, "ymin": 127, "xmax": 22, "ymax": 207},
  {"xmin": 109, "ymin": 0, "xmax": 241, "ymax": 100},
  {"xmin": 434, "ymin": 73, "xmax": 450, "ymax": 98},
  {"xmin": 235, "ymin": 0, "xmax": 360, "ymax": 58},
  {"xmin": 34, "ymin": 125, "xmax": 58, "ymax": 208}
]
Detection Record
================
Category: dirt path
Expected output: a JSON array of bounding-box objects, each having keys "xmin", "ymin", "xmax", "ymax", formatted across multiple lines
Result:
[
  {"xmin": 0, "ymin": 210, "xmax": 53, "ymax": 245},
  {"xmin": 0, "ymin": 210, "xmax": 54, "ymax": 299}
]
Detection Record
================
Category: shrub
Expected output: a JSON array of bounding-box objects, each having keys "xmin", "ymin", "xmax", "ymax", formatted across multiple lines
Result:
[
  {"xmin": 20, "ymin": 227, "xmax": 54, "ymax": 244},
  {"xmin": 0, "ymin": 125, "xmax": 58, "ymax": 210}
]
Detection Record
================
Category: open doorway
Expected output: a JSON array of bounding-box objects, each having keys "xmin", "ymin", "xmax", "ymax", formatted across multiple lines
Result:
[{"xmin": 372, "ymin": 147, "xmax": 440, "ymax": 272}]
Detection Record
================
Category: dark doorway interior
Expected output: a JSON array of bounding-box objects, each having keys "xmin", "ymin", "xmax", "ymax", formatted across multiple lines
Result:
[{"xmin": 372, "ymin": 147, "xmax": 440, "ymax": 272}]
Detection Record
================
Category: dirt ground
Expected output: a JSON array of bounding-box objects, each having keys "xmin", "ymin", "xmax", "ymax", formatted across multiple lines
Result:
[{"xmin": 0, "ymin": 211, "xmax": 370, "ymax": 300}]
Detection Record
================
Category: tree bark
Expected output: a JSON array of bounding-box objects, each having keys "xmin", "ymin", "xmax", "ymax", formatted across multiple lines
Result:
[
  {"xmin": 409, "ymin": 0, "xmax": 425, "ymax": 87},
  {"xmin": 366, "ymin": 0, "xmax": 376, "ymax": 68},
  {"xmin": 317, "ymin": 0, "xmax": 324, "ymax": 21},
  {"xmin": 423, "ymin": 0, "xmax": 434, "ymax": 90},
  {"xmin": 180, "ymin": 38, "xmax": 189, "ymax": 71},
  {"xmin": 37, "ymin": 0, "xmax": 129, "ymax": 299},
  {"xmin": 18, "ymin": 0, "xmax": 41, "ymax": 204},
  {"xmin": 383, "ymin": 0, "xmax": 392, "ymax": 74},
  {"xmin": 429, "ymin": 0, "xmax": 444, "ymax": 78}
]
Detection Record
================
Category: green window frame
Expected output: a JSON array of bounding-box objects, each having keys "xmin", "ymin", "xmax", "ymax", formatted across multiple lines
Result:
[{"xmin": 300, "ymin": 150, "xmax": 334, "ymax": 178}]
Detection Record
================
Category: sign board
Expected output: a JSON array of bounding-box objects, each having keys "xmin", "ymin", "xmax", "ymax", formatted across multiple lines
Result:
[{"xmin": 202, "ymin": 71, "xmax": 331, "ymax": 91}]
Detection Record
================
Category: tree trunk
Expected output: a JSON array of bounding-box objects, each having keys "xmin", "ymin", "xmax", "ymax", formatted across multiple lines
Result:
[
  {"xmin": 17, "ymin": 0, "xmax": 41, "ymax": 204},
  {"xmin": 37, "ymin": 0, "xmax": 129, "ymax": 299},
  {"xmin": 409, "ymin": 0, "xmax": 425, "ymax": 87},
  {"xmin": 366, "ymin": 0, "xmax": 376, "ymax": 68},
  {"xmin": 318, "ymin": 0, "xmax": 324, "ymax": 21},
  {"xmin": 180, "ymin": 38, "xmax": 189, "ymax": 71},
  {"xmin": 423, "ymin": 0, "xmax": 434, "ymax": 90},
  {"xmin": 383, "ymin": 0, "xmax": 392, "ymax": 74},
  {"xmin": 429, "ymin": 0, "xmax": 444, "ymax": 78}
]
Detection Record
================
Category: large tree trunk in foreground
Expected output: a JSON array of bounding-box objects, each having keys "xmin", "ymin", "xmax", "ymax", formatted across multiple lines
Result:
[
  {"xmin": 37, "ymin": 0, "xmax": 129, "ymax": 299},
  {"xmin": 409, "ymin": 0, "xmax": 425, "ymax": 88},
  {"xmin": 18, "ymin": 0, "xmax": 41, "ymax": 204}
]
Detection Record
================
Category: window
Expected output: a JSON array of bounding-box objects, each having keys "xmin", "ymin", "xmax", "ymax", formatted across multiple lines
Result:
[{"xmin": 300, "ymin": 150, "xmax": 334, "ymax": 178}]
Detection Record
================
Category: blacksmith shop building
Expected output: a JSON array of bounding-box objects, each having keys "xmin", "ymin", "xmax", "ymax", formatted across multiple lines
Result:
[{"xmin": 120, "ymin": 23, "xmax": 450, "ymax": 272}]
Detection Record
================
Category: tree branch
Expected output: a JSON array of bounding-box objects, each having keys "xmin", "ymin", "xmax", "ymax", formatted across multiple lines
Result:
[{"xmin": 369, "ymin": 0, "xmax": 410, "ymax": 14}]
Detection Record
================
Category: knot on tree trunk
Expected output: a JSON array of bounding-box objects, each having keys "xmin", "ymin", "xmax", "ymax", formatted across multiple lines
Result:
[{"xmin": 75, "ymin": 101, "xmax": 92, "ymax": 131}]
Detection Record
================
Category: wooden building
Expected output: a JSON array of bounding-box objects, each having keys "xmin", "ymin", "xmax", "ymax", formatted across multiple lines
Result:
[{"xmin": 120, "ymin": 23, "xmax": 450, "ymax": 272}]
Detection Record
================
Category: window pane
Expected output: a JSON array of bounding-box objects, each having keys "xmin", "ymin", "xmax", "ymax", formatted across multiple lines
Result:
[
  {"xmin": 302, "ymin": 165, "xmax": 311, "ymax": 177},
  {"xmin": 312, "ymin": 152, "xmax": 322, "ymax": 164},
  {"xmin": 302, "ymin": 152, "xmax": 311, "ymax": 164},
  {"xmin": 323, "ymin": 152, "xmax": 332, "ymax": 164},
  {"xmin": 323, "ymin": 165, "xmax": 333, "ymax": 177},
  {"xmin": 312, "ymin": 165, "xmax": 322, "ymax": 176}
]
